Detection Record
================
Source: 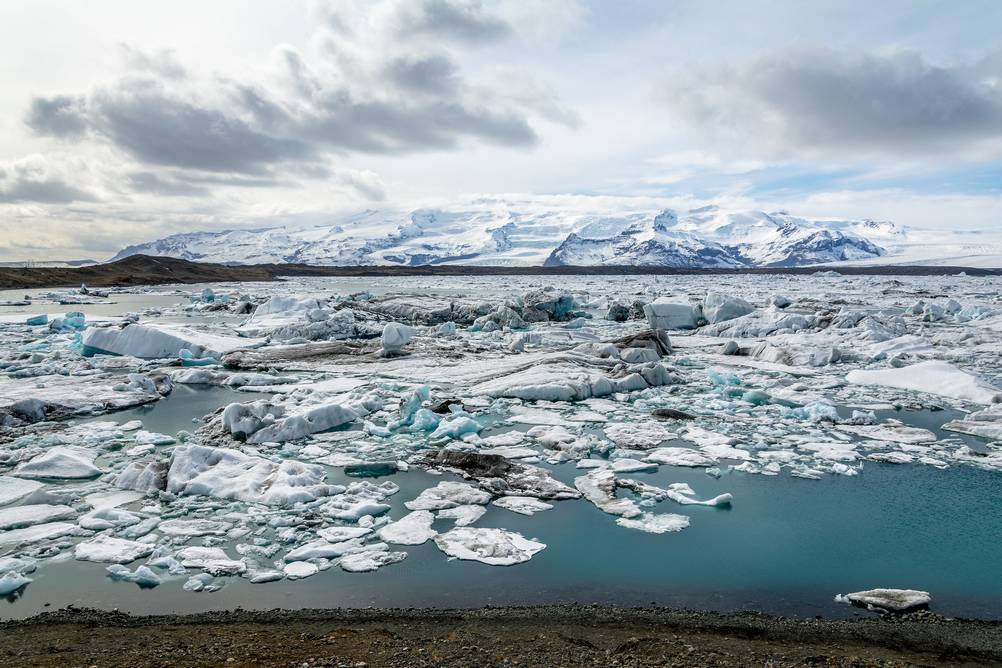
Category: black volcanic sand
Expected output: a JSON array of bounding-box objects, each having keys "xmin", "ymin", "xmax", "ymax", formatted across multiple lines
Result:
[
  {"xmin": 0, "ymin": 254, "xmax": 997, "ymax": 290},
  {"xmin": 3, "ymin": 606, "xmax": 1000, "ymax": 667}
]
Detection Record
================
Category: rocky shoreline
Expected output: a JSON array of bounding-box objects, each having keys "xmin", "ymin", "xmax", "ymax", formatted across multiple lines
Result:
[{"xmin": 3, "ymin": 605, "xmax": 1001, "ymax": 667}]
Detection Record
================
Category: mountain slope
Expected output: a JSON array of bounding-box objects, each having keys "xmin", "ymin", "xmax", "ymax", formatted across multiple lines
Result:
[{"xmin": 112, "ymin": 203, "xmax": 902, "ymax": 268}]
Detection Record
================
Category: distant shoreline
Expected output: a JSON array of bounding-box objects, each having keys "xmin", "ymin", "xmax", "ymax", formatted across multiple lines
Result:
[
  {"xmin": 1, "ymin": 254, "xmax": 997, "ymax": 291},
  {"xmin": 3, "ymin": 605, "xmax": 1000, "ymax": 666}
]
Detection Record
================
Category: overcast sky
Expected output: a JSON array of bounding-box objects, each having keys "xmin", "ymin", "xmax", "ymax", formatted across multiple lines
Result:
[{"xmin": 2, "ymin": 0, "xmax": 1002, "ymax": 260}]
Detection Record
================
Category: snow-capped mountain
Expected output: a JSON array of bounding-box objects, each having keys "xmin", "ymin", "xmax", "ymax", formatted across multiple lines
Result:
[
  {"xmin": 545, "ymin": 208, "xmax": 887, "ymax": 267},
  {"xmin": 112, "ymin": 203, "xmax": 902, "ymax": 268}
]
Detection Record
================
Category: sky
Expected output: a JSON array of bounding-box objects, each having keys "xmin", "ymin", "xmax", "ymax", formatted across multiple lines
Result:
[{"xmin": 1, "ymin": 0, "xmax": 1002, "ymax": 261}]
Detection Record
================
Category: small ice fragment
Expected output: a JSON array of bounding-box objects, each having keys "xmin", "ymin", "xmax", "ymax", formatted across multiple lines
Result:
[
  {"xmin": 339, "ymin": 550, "xmax": 407, "ymax": 572},
  {"xmin": 492, "ymin": 496, "xmax": 554, "ymax": 516},
  {"xmin": 283, "ymin": 561, "xmax": 319, "ymax": 580},
  {"xmin": 615, "ymin": 513, "xmax": 690, "ymax": 534}
]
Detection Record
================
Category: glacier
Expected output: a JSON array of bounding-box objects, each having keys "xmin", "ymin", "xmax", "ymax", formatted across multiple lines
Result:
[{"xmin": 110, "ymin": 203, "xmax": 902, "ymax": 268}]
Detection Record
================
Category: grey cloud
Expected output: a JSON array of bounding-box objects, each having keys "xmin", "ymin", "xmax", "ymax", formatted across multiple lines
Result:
[
  {"xmin": 126, "ymin": 172, "xmax": 209, "ymax": 197},
  {"xmin": 385, "ymin": 55, "xmax": 460, "ymax": 95},
  {"xmin": 88, "ymin": 86, "xmax": 316, "ymax": 173},
  {"xmin": 401, "ymin": 0, "xmax": 512, "ymax": 43},
  {"xmin": 25, "ymin": 95, "xmax": 89, "ymax": 138},
  {"xmin": 120, "ymin": 45, "xmax": 187, "ymax": 80},
  {"xmin": 27, "ymin": 56, "xmax": 538, "ymax": 177},
  {"xmin": 22, "ymin": 4, "xmax": 563, "ymax": 198},
  {"xmin": 664, "ymin": 47, "xmax": 1002, "ymax": 158},
  {"xmin": 0, "ymin": 177, "xmax": 96, "ymax": 204}
]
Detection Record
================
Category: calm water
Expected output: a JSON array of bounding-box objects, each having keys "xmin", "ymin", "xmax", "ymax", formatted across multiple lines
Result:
[{"xmin": 3, "ymin": 421, "xmax": 999, "ymax": 620}]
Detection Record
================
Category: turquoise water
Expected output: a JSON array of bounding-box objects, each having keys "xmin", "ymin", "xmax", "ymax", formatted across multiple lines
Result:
[
  {"xmin": 4, "ymin": 426, "xmax": 999, "ymax": 620},
  {"xmin": 2, "ymin": 281, "xmax": 1000, "ymax": 621}
]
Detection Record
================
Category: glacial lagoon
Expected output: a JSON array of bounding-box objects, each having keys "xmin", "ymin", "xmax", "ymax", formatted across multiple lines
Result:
[{"xmin": 1, "ymin": 274, "xmax": 1000, "ymax": 620}]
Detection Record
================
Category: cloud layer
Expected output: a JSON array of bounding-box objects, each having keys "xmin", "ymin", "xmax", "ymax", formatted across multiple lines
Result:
[
  {"xmin": 663, "ymin": 47, "xmax": 1002, "ymax": 160},
  {"xmin": 23, "ymin": 0, "xmax": 571, "ymax": 194}
]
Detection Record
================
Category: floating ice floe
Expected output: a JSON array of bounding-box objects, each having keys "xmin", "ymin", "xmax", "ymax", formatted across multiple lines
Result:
[
  {"xmin": 376, "ymin": 510, "xmax": 437, "ymax": 545},
  {"xmin": 0, "ymin": 476, "xmax": 44, "ymax": 506},
  {"xmin": 615, "ymin": 513, "xmax": 690, "ymax": 534},
  {"xmin": 82, "ymin": 323, "xmax": 261, "ymax": 359},
  {"xmin": 835, "ymin": 588, "xmax": 932, "ymax": 613},
  {"xmin": 492, "ymin": 496, "xmax": 554, "ymax": 516},
  {"xmin": 74, "ymin": 535, "xmax": 155, "ymax": 564},
  {"xmin": 162, "ymin": 444, "xmax": 342, "ymax": 506},
  {"xmin": 0, "ymin": 372, "xmax": 166, "ymax": 424},
  {"xmin": 405, "ymin": 481, "xmax": 492, "ymax": 511},
  {"xmin": 14, "ymin": 447, "xmax": 102, "ymax": 479},
  {"xmin": 0, "ymin": 504, "xmax": 76, "ymax": 530},
  {"xmin": 340, "ymin": 550, "xmax": 408, "ymax": 572},
  {"xmin": 434, "ymin": 527, "xmax": 545, "ymax": 565},
  {"xmin": 846, "ymin": 361, "xmax": 1002, "ymax": 405}
]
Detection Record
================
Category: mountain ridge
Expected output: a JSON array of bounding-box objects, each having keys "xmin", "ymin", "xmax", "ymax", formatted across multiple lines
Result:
[{"xmin": 111, "ymin": 204, "xmax": 914, "ymax": 268}]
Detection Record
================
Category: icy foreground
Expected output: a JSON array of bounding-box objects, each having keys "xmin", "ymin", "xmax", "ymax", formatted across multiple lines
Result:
[{"xmin": 0, "ymin": 272, "xmax": 1000, "ymax": 605}]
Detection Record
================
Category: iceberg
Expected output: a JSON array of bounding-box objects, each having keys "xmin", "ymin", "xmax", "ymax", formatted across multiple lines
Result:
[
  {"xmin": 14, "ymin": 447, "xmax": 102, "ymax": 479},
  {"xmin": 166, "ymin": 444, "xmax": 341, "ymax": 506},
  {"xmin": 82, "ymin": 323, "xmax": 260, "ymax": 359},
  {"xmin": 847, "ymin": 361, "xmax": 1001, "ymax": 404}
]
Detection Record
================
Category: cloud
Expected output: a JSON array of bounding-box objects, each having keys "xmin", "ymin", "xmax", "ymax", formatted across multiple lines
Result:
[
  {"xmin": 391, "ymin": 0, "xmax": 513, "ymax": 43},
  {"xmin": 0, "ymin": 156, "xmax": 97, "ymax": 203},
  {"xmin": 662, "ymin": 46, "xmax": 1002, "ymax": 161},
  {"xmin": 24, "ymin": 0, "xmax": 573, "ymax": 185},
  {"xmin": 25, "ymin": 95, "xmax": 88, "ymax": 139}
]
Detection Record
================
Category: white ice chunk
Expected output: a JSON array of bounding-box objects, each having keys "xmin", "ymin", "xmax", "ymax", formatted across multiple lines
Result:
[
  {"xmin": 282, "ymin": 561, "xmax": 318, "ymax": 580},
  {"xmin": 838, "ymin": 588, "xmax": 932, "ymax": 613},
  {"xmin": 0, "ymin": 571, "xmax": 32, "ymax": 595},
  {"xmin": 604, "ymin": 422, "xmax": 676, "ymax": 449},
  {"xmin": 339, "ymin": 550, "xmax": 407, "ymax": 572},
  {"xmin": 82, "ymin": 323, "xmax": 260, "ymax": 359},
  {"xmin": 574, "ymin": 469, "xmax": 640, "ymax": 518},
  {"xmin": 167, "ymin": 444, "xmax": 340, "ymax": 506},
  {"xmin": 436, "ymin": 505, "xmax": 487, "ymax": 526},
  {"xmin": 159, "ymin": 518, "xmax": 233, "ymax": 536},
  {"xmin": 376, "ymin": 511, "xmax": 437, "ymax": 545},
  {"xmin": 405, "ymin": 481, "xmax": 492, "ymax": 511},
  {"xmin": 846, "ymin": 361, "xmax": 1001, "ymax": 405},
  {"xmin": 492, "ymin": 496, "xmax": 554, "ymax": 516},
  {"xmin": 0, "ymin": 504, "xmax": 75, "ymax": 530},
  {"xmin": 14, "ymin": 447, "xmax": 101, "ymax": 479},
  {"xmin": 0, "ymin": 522, "xmax": 76, "ymax": 547},
  {"xmin": 615, "ymin": 512, "xmax": 690, "ymax": 533},
  {"xmin": 434, "ymin": 527, "xmax": 545, "ymax": 566},
  {"xmin": 0, "ymin": 477, "xmax": 44, "ymax": 506},
  {"xmin": 176, "ymin": 546, "xmax": 246, "ymax": 574},
  {"xmin": 316, "ymin": 526, "xmax": 373, "ymax": 543},
  {"xmin": 645, "ymin": 447, "xmax": 717, "ymax": 467},
  {"xmin": 74, "ymin": 535, "xmax": 155, "ymax": 564},
  {"xmin": 643, "ymin": 300, "xmax": 702, "ymax": 330}
]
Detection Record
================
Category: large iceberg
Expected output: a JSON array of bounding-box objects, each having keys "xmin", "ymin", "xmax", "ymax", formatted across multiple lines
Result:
[
  {"xmin": 847, "ymin": 361, "xmax": 1001, "ymax": 404},
  {"xmin": 82, "ymin": 323, "xmax": 260, "ymax": 359}
]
